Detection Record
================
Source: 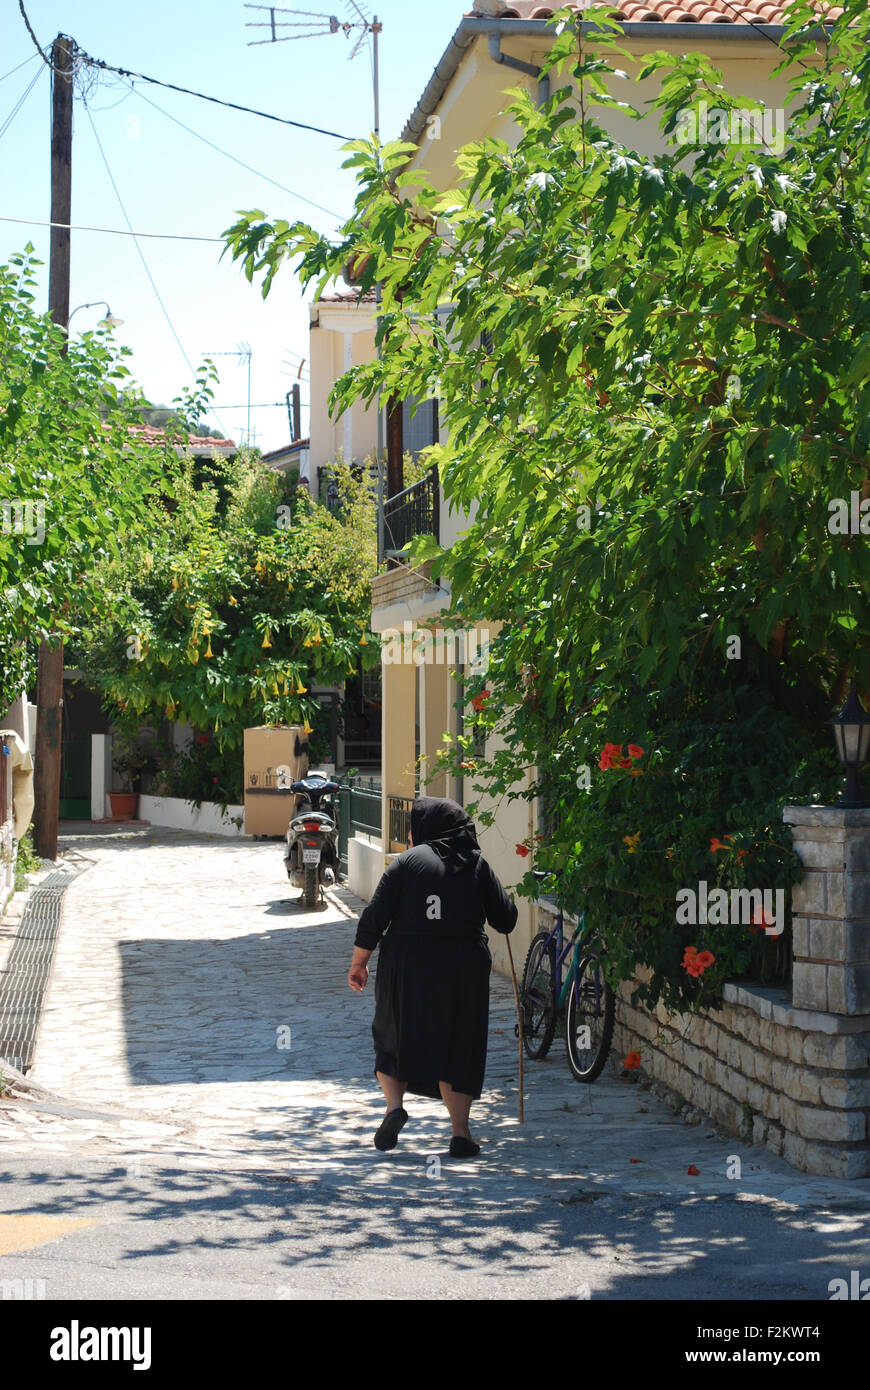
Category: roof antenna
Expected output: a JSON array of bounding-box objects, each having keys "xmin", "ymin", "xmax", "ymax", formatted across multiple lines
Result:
[{"xmin": 244, "ymin": 3, "xmax": 382, "ymax": 136}]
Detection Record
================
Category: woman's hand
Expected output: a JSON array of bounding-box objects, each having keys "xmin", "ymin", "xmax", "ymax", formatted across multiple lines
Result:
[{"xmin": 348, "ymin": 946, "xmax": 372, "ymax": 993}]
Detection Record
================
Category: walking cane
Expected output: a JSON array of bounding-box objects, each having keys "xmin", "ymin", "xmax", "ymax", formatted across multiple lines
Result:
[{"xmin": 505, "ymin": 932, "xmax": 524, "ymax": 1124}]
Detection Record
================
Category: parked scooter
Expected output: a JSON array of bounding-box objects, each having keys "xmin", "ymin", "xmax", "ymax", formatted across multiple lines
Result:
[{"xmin": 282, "ymin": 770, "xmax": 342, "ymax": 908}]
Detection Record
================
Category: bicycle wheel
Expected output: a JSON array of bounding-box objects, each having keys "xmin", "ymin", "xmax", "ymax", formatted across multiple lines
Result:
[
  {"xmin": 520, "ymin": 931, "xmax": 557, "ymax": 1060},
  {"xmin": 565, "ymin": 952, "xmax": 615, "ymax": 1082}
]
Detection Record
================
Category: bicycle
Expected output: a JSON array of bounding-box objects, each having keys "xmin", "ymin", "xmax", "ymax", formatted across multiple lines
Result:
[{"xmin": 518, "ymin": 870, "xmax": 615, "ymax": 1083}]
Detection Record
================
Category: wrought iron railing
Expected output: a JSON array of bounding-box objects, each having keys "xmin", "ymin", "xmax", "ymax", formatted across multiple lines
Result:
[
  {"xmin": 381, "ymin": 466, "xmax": 439, "ymax": 560},
  {"xmin": 388, "ymin": 795, "xmax": 415, "ymax": 851}
]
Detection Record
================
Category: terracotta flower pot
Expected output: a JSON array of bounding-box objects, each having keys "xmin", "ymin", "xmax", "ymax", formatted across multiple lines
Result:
[{"xmin": 109, "ymin": 792, "xmax": 138, "ymax": 821}]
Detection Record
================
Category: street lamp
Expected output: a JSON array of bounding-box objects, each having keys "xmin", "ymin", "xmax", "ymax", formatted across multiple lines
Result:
[
  {"xmin": 830, "ymin": 681, "xmax": 870, "ymax": 808},
  {"xmin": 69, "ymin": 301, "xmax": 124, "ymax": 330}
]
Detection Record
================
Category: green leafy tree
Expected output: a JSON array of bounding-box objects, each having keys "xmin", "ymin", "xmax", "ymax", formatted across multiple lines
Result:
[
  {"xmin": 74, "ymin": 453, "xmax": 379, "ymax": 763},
  {"xmin": 0, "ymin": 248, "xmax": 191, "ymax": 711},
  {"xmin": 222, "ymin": 2, "xmax": 868, "ymax": 1009}
]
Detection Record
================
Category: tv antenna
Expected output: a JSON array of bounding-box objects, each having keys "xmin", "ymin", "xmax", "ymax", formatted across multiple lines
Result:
[
  {"xmin": 244, "ymin": 3, "xmax": 382, "ymax": 136},
  {"xmin": 207, "ymin": 343, "xmax": 253, "ymax": 445}
]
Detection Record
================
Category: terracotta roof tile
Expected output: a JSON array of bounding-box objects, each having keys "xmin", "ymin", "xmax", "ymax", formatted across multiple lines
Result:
[
  {"xmin": 318, "ymin": 288, "xmax": 378, "ymax": 304},
  {"xmin": 617, "ymin": 3, "xmax": 668, "ymax": 17},
  {"xmin": 262, "ymin": 438, "xmax": 310, "ymax": 462},
  {"xmin": 469, "ymin": 1, "xmax": 842, "ymax": 21},
  {"xmin": 129, "ymin": 425, "xmax": 237, "ymax": 450}
]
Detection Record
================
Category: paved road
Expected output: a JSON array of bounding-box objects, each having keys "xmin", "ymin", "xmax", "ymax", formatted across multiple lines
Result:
[{"xmin": 1, "ymin": 824, "xmax": 869, "ymax": 1301}]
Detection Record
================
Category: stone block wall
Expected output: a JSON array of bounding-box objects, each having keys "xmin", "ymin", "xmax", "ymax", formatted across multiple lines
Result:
[
  {"xmin": 612, "ymin": 978, "xmax": 870, "ymax": 1179},
  {"xmin": 538, "ymin": 799, "xmax": 870, "ymax": 1181}
]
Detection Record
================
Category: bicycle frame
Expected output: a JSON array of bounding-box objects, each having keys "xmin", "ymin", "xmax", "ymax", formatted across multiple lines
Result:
[{"xmin": 539, "ymin": 903, "xmax": 591, "ymax": 1009}]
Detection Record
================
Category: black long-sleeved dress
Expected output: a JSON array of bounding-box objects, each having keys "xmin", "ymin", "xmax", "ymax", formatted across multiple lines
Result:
[{"xmin": 354, "ymin": 844, "xmax": 518, "ymax": 1099}]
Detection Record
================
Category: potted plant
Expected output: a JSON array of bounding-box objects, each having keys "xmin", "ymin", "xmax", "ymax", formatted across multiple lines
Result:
[{"xmin": 110, "ymin": 734, "xmax": 158, "ymax": 821}]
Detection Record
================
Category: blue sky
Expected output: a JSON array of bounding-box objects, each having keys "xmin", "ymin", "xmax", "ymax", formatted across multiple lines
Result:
[{"xmin": 0, "ymin": 1, "xmax": 463, "ymax": 451}]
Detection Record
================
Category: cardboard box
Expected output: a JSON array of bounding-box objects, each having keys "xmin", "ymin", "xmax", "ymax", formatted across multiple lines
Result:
[{"xmin": 243, "ymin": 725, "xmax": 309, "ymax": 836}]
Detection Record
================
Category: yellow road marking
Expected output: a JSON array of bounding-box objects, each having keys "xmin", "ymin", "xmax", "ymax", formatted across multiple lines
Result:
[{"xmin": 0, "ymin": 1213, "xmax": 100, "ymax": 1256}]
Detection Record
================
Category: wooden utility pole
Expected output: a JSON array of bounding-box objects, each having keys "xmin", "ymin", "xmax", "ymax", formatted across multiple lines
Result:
[
  {"xmin": 386, "ymin": 393, "xmax": 403, "ymax": 499},
  {"xmin": 33, "ymin": 34, "xmax": 73, "ymax": 861}
]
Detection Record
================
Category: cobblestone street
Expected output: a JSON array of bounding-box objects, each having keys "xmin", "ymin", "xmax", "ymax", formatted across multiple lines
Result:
[{"xmin": 2, "ymin": 825, "xmax": 870, "ymax": 1301}]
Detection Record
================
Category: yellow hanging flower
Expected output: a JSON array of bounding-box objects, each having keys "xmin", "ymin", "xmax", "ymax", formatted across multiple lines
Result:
[
  {"xmin": 303, "ymin": 638, "xmax": 312, "ymax": 648},
  {"xmin": 228, "ymin": 595, "xmax": 238, "ymax": 606},
  {"xmin": 204, "ymin": 638, "xmax": 214, "ymax": 658},
  {"xmin": 312, "ymin": 634, "xmax": 323, "ymax": 646},
  {"xmin": 303, "ymin": 721, "xmax": 314, "ymax": 736},
  {"xmin": 262, "ymin": 631, "xmax": 272, "ymax": 649},
  {"xmin": 296, "ymin": 681, "xmax": 307, "ymax": 695}
]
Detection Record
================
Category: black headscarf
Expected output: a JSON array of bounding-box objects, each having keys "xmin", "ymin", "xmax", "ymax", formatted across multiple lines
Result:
[{"xmin": 410, "ymin": 796, "xmax": 480, "ymax": 872}]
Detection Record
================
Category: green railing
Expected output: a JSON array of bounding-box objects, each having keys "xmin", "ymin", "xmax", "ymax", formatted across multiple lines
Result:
[{"xmin": 338, "ymin": 779, "xmax": 382, "ymax": 873}]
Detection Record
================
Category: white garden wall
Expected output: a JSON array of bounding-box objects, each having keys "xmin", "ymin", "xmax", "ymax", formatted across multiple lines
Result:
[{"xmin": 138, "ymin": 794, "xmax": 245, "ymax": 838}]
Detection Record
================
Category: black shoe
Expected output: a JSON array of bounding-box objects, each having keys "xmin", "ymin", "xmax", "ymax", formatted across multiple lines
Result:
[
  {"xmin": 449, "ymin": 1135, "xmax": 480, "ymax": 1159},
  {"xmin": 374, "ymin": 1107, "xmax": 408, "ymax": 1152}
]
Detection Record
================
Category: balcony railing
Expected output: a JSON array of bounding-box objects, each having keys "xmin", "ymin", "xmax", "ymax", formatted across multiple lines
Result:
[{"xmin": 381, "ymin": 466, "xmax": 439, "ymax": 562}]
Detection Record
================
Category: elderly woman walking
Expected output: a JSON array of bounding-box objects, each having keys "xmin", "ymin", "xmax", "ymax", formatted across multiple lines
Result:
[{"xmin": 348, "ymin": 796, "xmax": 517, "ymax": 1158}]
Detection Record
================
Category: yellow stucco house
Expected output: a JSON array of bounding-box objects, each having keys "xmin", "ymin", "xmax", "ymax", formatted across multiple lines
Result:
[{"xmin": 306, "ymin": 0, "xmax": 836, "ymax": 974}]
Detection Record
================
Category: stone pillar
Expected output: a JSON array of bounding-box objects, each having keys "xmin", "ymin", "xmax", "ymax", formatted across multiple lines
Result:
[{"xmin": 784, "ymin": 805, "xmax": 870, "ymax": 1016}]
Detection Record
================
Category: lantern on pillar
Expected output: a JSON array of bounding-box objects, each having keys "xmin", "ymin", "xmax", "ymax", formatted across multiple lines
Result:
[{"xmin": 830, "ymin": 682, "xmax": 870, "ymax": 808}]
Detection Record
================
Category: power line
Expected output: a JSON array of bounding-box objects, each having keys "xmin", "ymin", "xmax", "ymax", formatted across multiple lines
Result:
[
  {"xmin": 83, "ymin": 84, "xmax": 136, "ymax": 113},
  {"xmin": 0, "ymin": 214, "xmax": 224, "ymax": 242},
  {"xmin": 78, "ymin": 51, "xmax": 352, "ymax": 141},
  {"xmin": 0, "ymin": 64, "xmax": 44, "ymax": 144},
  {"xmin": 16, "ymin": 2, "xmax": 59, "ymax": 70},
  {"xmin": 247, "ymin": 3, "xmax": 381, "ymax": 136},
  {"xmin": 82, "ymin": 96, "xmax": 229, "ymax": 439},
  {"xmin": 121, "ymin": 78, "xmax": 344, "ymax": 223},
  {"xmin": 0, "ymin": 52, "xmax": 38, "ymax": 84},
  {"xmin": 19, "ymin": 0, "xmax": 353, "ymax": 135},
  {"xmin": 704, "ymin": 0, "xmax": 821, "ymax": 64}
]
